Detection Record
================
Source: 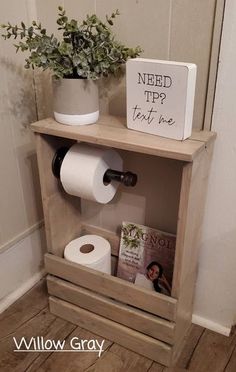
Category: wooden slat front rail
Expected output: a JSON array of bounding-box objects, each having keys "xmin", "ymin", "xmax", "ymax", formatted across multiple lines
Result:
[
  {"xmin": 45, "ymin": 253, "xmax": 177, "ymax": 321},
  {"xmin": 47, "ymin": 275, "xmax": 175, "ymax": 344},
  {"xmin": 49, "ymin": 296, "xmax": 172, "ymax": 366}
]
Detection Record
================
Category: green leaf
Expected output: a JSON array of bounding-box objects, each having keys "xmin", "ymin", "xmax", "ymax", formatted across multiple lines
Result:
[
  {"xmin": 70, "ymin": 19, "xmax": 78, "ymax": 28},
  {"xmin": 0, "ymin": 7, "xmax": 141, "ymax": 79},
  {"xmin": 28, "ymin": 26, "xmax": 33, "ymax": 37},
  {"xmin": 42, "ymin": 55, "xmax": 48, "ymax": 63},
  {"xmin": 57, "ymin": 18, "xmax": 64, "ymax": 26},
  {"xmin": 61, "ymin": 16, "xmax": 68, "ymax": 23}
]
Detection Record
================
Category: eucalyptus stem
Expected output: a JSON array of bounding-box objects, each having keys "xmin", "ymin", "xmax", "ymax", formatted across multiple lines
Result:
[{"xmin": 0, "ymin": 6, "xmax": 142, "ymax": 79}]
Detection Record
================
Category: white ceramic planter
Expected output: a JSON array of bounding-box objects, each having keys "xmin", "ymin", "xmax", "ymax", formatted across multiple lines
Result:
[{"xmin": 52, "ymin": 78, "xmax": 99, "ymax": 126}]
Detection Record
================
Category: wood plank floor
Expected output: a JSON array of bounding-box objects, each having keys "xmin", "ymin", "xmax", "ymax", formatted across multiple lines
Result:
[{"xmin": 0, "ymin": 279, "xmax": 235, "ymax": 372}]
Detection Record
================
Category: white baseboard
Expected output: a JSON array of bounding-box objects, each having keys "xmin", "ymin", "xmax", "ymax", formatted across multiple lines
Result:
[
  {"xmin": 0, "ymin": 220, "xmax": 44, "ymax": 254},
  {"xmin": 0, "ymin": 224, "xmax": 46, "ymax": 313},
  {"xmin": 0, "ymin": 269, "xmax": 46, "ymax": 314},
  {"xmin": 192, "ymin": 314, "xmax": 231, "ymax": 336}
]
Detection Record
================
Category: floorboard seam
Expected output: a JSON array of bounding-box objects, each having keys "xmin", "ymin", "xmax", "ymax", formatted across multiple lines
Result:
[
  {"xmin": 147, "ymin": 361, "xmax": 164, "ymax": 371},
  {"xmin": 0, "ymin": 308, "xmax": 19, "ymax": 322},
  {"xmin": 25, "ymin": 350, "xmax": 54, "ymax": 372},
  {"xmin": 223, "ymin": 332, "xmax": 236, "ymax": 371},
  {"xmin": 83, "ymin": 342, "xmax": 114, "ymax": 372},
  {"xmin": 0, "ymin": 306, "xmax": 49, "ymax": 341},
  {"xmin": 185, "ymin": 327, "xmax": 205, "ymax": 369},
  {"xmin": 25, "ymin": 324, "xmax": 77, "ymax": 371}
]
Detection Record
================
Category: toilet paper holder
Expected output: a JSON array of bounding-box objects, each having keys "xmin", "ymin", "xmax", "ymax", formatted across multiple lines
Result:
[{"xmin": 52, "ymin": 146, "xmax": 138, "ymax": 187}]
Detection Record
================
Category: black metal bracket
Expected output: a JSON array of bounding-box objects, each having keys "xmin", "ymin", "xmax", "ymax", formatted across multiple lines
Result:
[
  {"xmin": 52, "ymin": 147, "xmax": 69, "ymax": 179},
  {"xmin": 103, "ymin": 169, "xmax": 137, "ymax": 187}
]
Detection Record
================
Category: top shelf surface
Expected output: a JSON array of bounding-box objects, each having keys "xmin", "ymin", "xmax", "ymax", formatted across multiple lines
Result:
[{"xmin": 31, "ymin": 115, "xmax": 216, "ymax": 162}]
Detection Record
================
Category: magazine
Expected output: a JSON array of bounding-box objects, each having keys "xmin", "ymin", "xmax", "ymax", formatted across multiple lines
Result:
[{"xmin": 117, "ymin": 222, "xmax": 176, "ymax": 296}]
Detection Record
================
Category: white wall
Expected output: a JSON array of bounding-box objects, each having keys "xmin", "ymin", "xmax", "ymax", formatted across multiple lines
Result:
[
  {"xmin": 0, "ymin": 226, "xmax": 46, "ymax": 313},
  {"xmin": 0, "ymin": 0, "xmax": 45, "ymax": 309},
  {"xmin": 193, "ymin": 0, "xmax": 236, "ymax": 335}
]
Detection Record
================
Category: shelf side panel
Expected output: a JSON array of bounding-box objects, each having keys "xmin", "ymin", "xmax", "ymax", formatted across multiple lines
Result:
[
  {"xmin": 35, "ymin": 134, "xmax": 81, "ymax": 255},
  {"xmin": 171, "ymin": 141, "xmax": 215, "ymax": 361}
]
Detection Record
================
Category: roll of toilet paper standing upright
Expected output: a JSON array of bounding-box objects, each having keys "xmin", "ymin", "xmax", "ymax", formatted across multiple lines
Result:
[
  {"xmin": 64, "ymin": 234, "xmax": 111, "ymax": 274},
  {"xmin": 60, "ymin": 143, "xmax": 123, "ymax": 204}
]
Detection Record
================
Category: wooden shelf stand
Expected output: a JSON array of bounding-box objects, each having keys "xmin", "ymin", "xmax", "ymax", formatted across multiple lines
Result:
[{"xmin": 32, "ymin": 115, "xmax": 216, "ymax": 366}]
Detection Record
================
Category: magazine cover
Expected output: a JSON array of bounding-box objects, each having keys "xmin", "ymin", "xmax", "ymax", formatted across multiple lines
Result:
[{"xmin": 117, "ymin": 222, "xmax": 176, "ymax": 296}]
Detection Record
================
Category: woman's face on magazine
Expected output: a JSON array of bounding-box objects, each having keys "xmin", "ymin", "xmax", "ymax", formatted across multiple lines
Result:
[{"xmin": 147, "ymin": 265, "xmax": 159, "ymax": 281}]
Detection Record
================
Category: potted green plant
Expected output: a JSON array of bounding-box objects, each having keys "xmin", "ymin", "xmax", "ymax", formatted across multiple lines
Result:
[{"xmin": 1, "ymin": 6, "xmax": 141, "ymax": 125}]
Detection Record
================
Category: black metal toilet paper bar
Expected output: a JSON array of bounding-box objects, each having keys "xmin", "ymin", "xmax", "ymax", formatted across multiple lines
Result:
[{"xmin": 52, "ymin": 147, "xmax": 137, "ymax": 187}]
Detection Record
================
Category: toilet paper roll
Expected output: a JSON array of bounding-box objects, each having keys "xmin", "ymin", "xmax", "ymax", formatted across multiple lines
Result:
[
  {"xmin": 60, "ymin": 143, "xmax": 123, "ymax": 204},
  {"xmin": 64, "ymin": 234, "xmax": 111, "ymax": 274}
]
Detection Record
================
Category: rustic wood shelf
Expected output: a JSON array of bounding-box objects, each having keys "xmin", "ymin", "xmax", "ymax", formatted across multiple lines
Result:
[
  {"xmin": 32, "ymin": 116, "xmax": 216, "ymax": 367},
  {"xmin": 31, "ymin": 115, "xmax": 216, "ymax": 162}
]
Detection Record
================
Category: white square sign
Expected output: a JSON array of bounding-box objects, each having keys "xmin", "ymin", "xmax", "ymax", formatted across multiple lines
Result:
[{"xmin": 126, "ymin": 58, "xmax": 197, "ymax": 140}]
